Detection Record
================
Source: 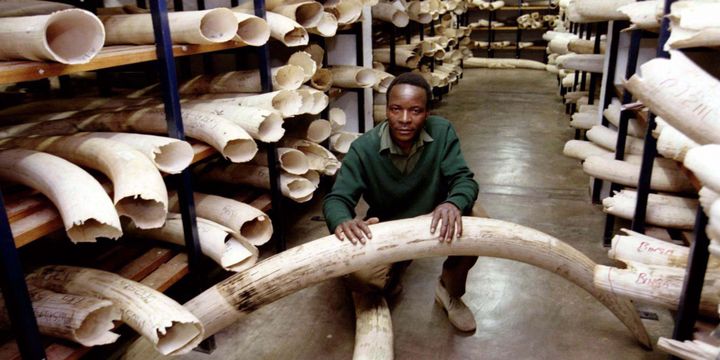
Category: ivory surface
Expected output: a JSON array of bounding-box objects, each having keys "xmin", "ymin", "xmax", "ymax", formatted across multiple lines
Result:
[
  {"xmin": 372, "ymin": 3, "xmax": 409, "ymax": 27},
  {"xmin": 0, "ymin": 0, "xmax": 73, "ymax": 17},
  {"xmin": 127, "ymin": 214, "xmax": 258, "ymax": 272},
  {"xmin": 594, "ymin": 262, "xmax": 719, "ymax": 315},
  {"xmin": 657, "ymin": 338, "xmax": 720, "ymax": 360},
  {"xmin": 372, "ymin": 70, "xmax": 395, "ymax": 94},
  {"xmin": 666, "ymin": 1, "xmax": 720, "ymax": 50},
  {"xmin": 568, "ymin": 38, "xmax": 606, "ymax": 54},
  {"xmin": 330, "ymin": 66, "xmax": 379, "ymax": 88},
  {"xmin": 625, "ymin": 51, "xmax": 720, "ymax": 145},
  {"xmin": 556, "ymin": 54, "xmax": 604, "ymax": 73},
  {"xmin": 0, "ymin": 134, "xmax": 168, "ymax": 229},
  {"xmin": 684, "ymin": 145, "xmax": 720, "ymax": 194},
  {"xmin": 0, "ymin": 285, "xmax": 121, "ymax": 346},
  {"xmin": 285, "ymin": 116, "xmax": 332, "ymax": 143},
  {"xmin": 562, "ymin": 139, "xmax": 611, "ymax": 161},
  {"xmin": 583, "ymin": 156, "xmax": 694, "ymax": 193},
  {"xmin": 330, "ymin": 107, "xmax": 347, "ymax": 131},
  {"xmin": 264, "ymin": 11, "xmax": 309, "ymax": 47},
  {"xmin": 169, "ymin": 217, "xmax": 651, "ymax": 348},
  {"xmin": 310, "ymin": 68, "xmax": 333, "ymax": 91},
  {"xmin": 0, "ymin": 9, "xmax": 104, "ymax": 64},
  {"xmin": 330, "ymin": 131, "xmax": 360, "ymax": 154},
  {"xmin": 232, "ymin": 12, "xmax": 271, "ymax": 46},
  {"xmin": 464, "ymin": 57, "xmax": 546, "ymax": 70},
  {"xmin": 656, "ymin": 125, "xmax": 698, "ymax": 163},
  {"xmin": 282, "ymin": 138, "xmax": 341, "ymax": 175},
  {"xmin": 27, "ymin": 265, "xmax": 204, "ymax": 355},
  {"xmin": 0, "ymin": 107, "xmax": 258, "ymax": 163},
  {"xmin": 574, "ymin": 0, "xmax": 633, "ymax": 21},
  {"xmin": 182, "ymin": 101, "xmax": 285, "ymax": 142},
  {"xmin": 82, "ymin": 132, "xmax": 193, "ymax": 174},
  {"xmin": 179, "ymin": 65, "xmax": 305, "ymax": 93},
  {"xmin": 324, "ymin": 0, "xmax": 363, "ymax": 25},
  {"xmin": 608, "ymin": 228, "xmax": 716, "ymax": 269},
  {"xmin": 352, "ymin": 292, "xmax": 393, "ymax": 360},
  {"xmin": 617, "ymin": 1, "xmax": 661, "ymax": 31},
  {"xmin": 102, "ymin": 9, "xmax": 238, "ymax": 45},
  {"xmin": 586, "ymin": 125, "xmax": 645, "ymax": 155},
  {"xmin": 373, "ymin": 48, "xmax": 419, "ymax": 69},
  {"xmin": 0, "ymin": 149, "xmax": 121, "ymax": 243},
  {"xmin": 570, "ymin": 111, "xmax": 598, "ymax": 130},
  {"xmin": 603, "ymin": 190, "xmax": 698, "ymax": 230},
  {"xmin": 603, "ymin": 99, "xmax": 646, "ymax": 137},
  {"xmin": 168, "ymin": 192, "xmax": 272, "ymax": 246},
  {"xmin": 253, "ymin": 147, "xmax": 310, "ymax": 176},
  {"xmin": 195, "ymin": 90, "xmax": 302, "ymax": 118},
  {"xmin": 288, "ymin": 51, "xmax": 318, "ymax": 82},
  {"xmin": 307, "ymin": 11, "xmax": 338, "ymax": 37},
  {"xmin": 203, "ymin": 163, "xmax": 316, "ymax": 202},
  {"xmin": 272, "ymin": 1, "xmax": 324, "ymax": 28}
]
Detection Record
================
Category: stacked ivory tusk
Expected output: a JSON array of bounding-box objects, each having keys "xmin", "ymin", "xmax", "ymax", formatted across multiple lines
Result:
[
  {"xmin": 351, "ymin": 292, "xmax": 394, "ymax": 360},
  {"xmin": 583, "ymin": 155, "xmax": 694, "ymax": 193},
  {"xmin": 0, "ymin": 8, "xmax": 105, "ymax": 64},
  {"xmin": 122, "ymin": 217, "xmax": 652, "ymax": 358},
  {"xmin": 666, "ymin": 1, "xmax": 720, "ymax": 50},
  {"xmin": 603, "ymin": 190, "xmax": 698, "ymax": 230},
  {"xmin": 27, "ymin": 265, "xmax": 204, "ymax": 355},
  {"xmin": 126, "ymin": 213, "xmax": 259, "ymax": 272},
  {"xmin": 252, "ymin": 148, "xmax": 310, "ymax": 176},
  {"xmin": 0, "ymin": 284, "xmax": 121, "ymax": 347},
  {"xmin": 168, "ymin": 192, "xmax": 273, "ymax": 246}
]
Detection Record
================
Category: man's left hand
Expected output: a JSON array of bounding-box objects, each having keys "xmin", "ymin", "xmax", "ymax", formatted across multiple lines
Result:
[{"xmin": 430, "ymin": 202, "xmax": 462, "ymax": 243}]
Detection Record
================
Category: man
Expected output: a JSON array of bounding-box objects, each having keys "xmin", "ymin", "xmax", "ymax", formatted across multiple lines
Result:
[{"xmin": 323, "ymin": 72, "xmax": 482, "ymax": 332}]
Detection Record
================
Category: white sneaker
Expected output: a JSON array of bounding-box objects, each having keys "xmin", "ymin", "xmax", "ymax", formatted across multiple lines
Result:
[{"xmin": 434, "ymin": 280, "xmax": 476, "ymax": 332}]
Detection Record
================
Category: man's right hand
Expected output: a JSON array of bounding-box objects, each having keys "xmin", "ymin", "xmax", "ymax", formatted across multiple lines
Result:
[{"xmin": 335, "ymin": 217, "xmax": 380, "ymax": 245}]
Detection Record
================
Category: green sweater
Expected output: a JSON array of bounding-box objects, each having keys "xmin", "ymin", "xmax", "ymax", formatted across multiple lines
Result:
[{"xmin": 323, "ymin": 116, "xmax": 479, "ymax": 233}]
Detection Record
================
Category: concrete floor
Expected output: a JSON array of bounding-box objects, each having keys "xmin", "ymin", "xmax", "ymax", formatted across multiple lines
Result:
[{"xmin": 181, "ymin": 69, "xmax": 674, "ymax": 359}]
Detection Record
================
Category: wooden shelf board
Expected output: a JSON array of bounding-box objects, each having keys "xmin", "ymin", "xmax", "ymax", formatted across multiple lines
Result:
[
  {"xmin": 7, "ymin": 141, "xmax": 217, "ymax": 248},
  {"xmin": 0, "ymin": 41, "xmax": 249, "ymax": 85}
]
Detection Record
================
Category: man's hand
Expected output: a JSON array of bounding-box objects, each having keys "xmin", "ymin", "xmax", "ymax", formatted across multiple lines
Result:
[
  {"xmin": 335, "ymin": 217, "xmax": 380, "ymax": 245},
  {"xmin": 430, "ymin": 202, "xmax": 462, "ymax": 243}
]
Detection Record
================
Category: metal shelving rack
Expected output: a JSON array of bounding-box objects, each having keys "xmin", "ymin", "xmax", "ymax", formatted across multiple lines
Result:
[{"xmin": 0, "ymin": 0, "xmax": 281, "ymax": 357}]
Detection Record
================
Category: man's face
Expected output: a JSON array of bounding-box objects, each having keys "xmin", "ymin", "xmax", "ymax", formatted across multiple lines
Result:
[{"xmin": 386, "ymin": 84, "xmax": 429, "ymax": 151}]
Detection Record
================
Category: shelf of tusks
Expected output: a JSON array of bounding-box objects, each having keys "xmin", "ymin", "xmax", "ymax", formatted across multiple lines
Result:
[
  {"xmin": 593, "ymin": 226, "xmax": 720, "ymax": 359},
  {"xmin": 0, "ymin": 187, "xmax": 273, "ymax": 359}
]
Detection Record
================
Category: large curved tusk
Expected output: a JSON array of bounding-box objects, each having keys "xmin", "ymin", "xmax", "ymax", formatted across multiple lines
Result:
[
  {"xmin": 556, "ymin": 54, "xmax": 605, "ymax": 73},
  {"xmin": 372, "ymin": 3, "xmax": 410, "ymax": 27},
  {"xmin": 232, "ymin": 12, "xmax": 270, "ymax": 46},
  {"xmin": 182, "ymin": 101, "xmax": 285, "ymax": 142},
  {"xmin": 27, "ymin": 265, "xmax": 204, "ymax": 355},
  {"xmin": 352, "ymin": 292, "xmax": 393, "ymax": 360},
  {"xmin": 0, "ymin": 9, "xmax": 104, "ymax": 64},
  {"xmin": 0, "ymin": 284, "xmax": 121, "ymax": 347},
  {"xmin": 272, "ymin": 1, "xmax": 324, "ymax": 29},
  {"xmin": 80, "ymin": 132, "xmax": 194, "ymax": 175},
  {"xmin": 281, "ymin": 137, "xmax": 341, "ymax": 175},
  {"xmin": 463, "ymin": 57, "xmax": 547, "ymax": 70},
  {"xmin": 155, "ymin": 217, "xmax": 652, "ymax": 348},
  {"xmin": 373, "ymin": 48, "xmax": 420, "ymax": 69},
  {"xmin": 102, "ymin": 9, "xmax": 238, "ymax": 45},
  {"xmin": 0, "ymin": 134, "xmax": 168, "ymax": 229},
  {"xmin": 168, "ymin": 192, "xmax": 272, "ymax": 247},
  {"xmin": 0, "ymin": 148, "xmax": 121, "ymax": 242},
  {"xmin": 307, "ymin": 11, "xmax": 338, "ymax": 37},
  {"xmin": 200, "ymin": 162, "xmax": 316, "ymax": 203},
  {"xmin": 126, "ymin": 213, "xmax": 258, "ymax": 272},
  {"xmin": 624, "ymin": 51, "xmax": 720, "ymax": 145},
  {"xmin": 594, "ymin": 262, "xmax": 719, "ymax": 316},
  {"xmin": 329, "ymin": 66, "xmax": 378, "ymax": 88},
  {"xmin": 258, "ymin": 11, "xmax": 308, "ymax": 47},
  {"xmin": 684, "ymin": 145, "xmax": 720, "ymax": 194},
  {"xmin": 602, "ymin": 190, "xmax": 697, "ymax": 230},
  {"xmin": 253, "ymin": 147, "xmax": 310, "ymax": 176}
]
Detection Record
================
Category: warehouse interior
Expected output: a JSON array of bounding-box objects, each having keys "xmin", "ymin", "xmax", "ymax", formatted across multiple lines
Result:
[{"xmin": 0, "ymin": 0, "xmax": 718, "ymax": 359}]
